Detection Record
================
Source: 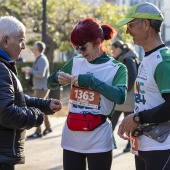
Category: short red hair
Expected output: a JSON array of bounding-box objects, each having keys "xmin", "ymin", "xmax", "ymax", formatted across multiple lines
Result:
[{"xmin": 70, "ymin": 18, "xmax": 117, "ymax": 46}]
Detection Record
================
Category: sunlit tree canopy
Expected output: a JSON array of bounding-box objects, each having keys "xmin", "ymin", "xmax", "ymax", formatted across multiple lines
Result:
[{"xmin": 0, "ymin": 0, "xmax": 130, "ymax": 63}]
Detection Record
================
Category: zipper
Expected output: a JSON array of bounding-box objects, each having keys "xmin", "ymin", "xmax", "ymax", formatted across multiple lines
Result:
[{"xmin": 13, "ymin": 130, "xmax": 16, "ymax": 155}]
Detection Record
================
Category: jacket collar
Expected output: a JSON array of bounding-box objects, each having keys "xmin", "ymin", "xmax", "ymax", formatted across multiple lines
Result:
[
  {"xmin": 0, "ymin": 50, "xmax": 11, "ymax": 61},
  {"xmin": 0, "ymin": 55, "xmax": 18, "ymax": 76}
]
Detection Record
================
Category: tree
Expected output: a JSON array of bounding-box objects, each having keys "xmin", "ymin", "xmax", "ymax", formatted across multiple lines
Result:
[{"xmin": 0, "ymin": 0, "xmax": 130, "ymax": 68}]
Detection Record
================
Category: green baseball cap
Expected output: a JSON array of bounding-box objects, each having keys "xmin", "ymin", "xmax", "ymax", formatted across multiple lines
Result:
[{"xmin": 116, "ymin": 2, "xmax": 164, "ymax": 27}]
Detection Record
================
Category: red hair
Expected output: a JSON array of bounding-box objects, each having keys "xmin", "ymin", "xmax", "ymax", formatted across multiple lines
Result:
[{"xmin": 70, "ymin": 18, "xmax": 117, "ymax": 46}]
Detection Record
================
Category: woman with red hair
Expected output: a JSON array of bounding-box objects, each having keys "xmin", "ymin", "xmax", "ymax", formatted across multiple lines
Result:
[{"xmin": 47, "ymin": 18, "xmax": 127, "ymax": 170}]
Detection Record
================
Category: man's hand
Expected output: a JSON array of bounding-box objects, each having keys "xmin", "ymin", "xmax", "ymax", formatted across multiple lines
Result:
[
  {"xmin": 117, "ymin": 113, "xmax": 138, "ymax": 140},
  {"xmin": 58, "ymin": 72, "xmax": 72, "ymax": 85},
  {"xmin": 21, "ymin": 66, "xmax": 31, "ymax": 73},
  {"xmin": 49, "ymin": 99, "xmax": 62, "ymax": 112},
  {"xmin": 117, "ymin": 125, "xmax": 130, "ymax": 140}
]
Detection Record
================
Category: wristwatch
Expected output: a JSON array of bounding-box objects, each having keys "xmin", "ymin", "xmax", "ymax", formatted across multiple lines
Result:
[{"xmin": 133, "ymin": 113, "xmax": 141, "ymax": 124}]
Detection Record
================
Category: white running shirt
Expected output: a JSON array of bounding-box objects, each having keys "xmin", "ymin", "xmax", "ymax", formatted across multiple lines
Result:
[
  {"xmin": 134, "ymin": 47, "xmax": 170, "ymax": 151},
  {"xmin": 61, "ymin": 56, "xmax": 126, "ymax": 153}
]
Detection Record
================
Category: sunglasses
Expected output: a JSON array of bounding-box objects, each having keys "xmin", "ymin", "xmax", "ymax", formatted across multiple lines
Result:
[
  {"xmin": 127, "ymin": 20, "xmax": 143, "ymax": 29},
  {"xmin": 74, "ymin": 42, "xmax": 88, "ymax": 52}
]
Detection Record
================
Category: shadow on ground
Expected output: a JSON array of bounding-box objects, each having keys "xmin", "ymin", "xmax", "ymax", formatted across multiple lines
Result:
[{"xmin": 49, "ymin": 165, "xmax": 63, "ymax": 170}]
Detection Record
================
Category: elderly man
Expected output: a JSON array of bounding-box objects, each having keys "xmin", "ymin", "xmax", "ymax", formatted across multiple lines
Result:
[
  {"xmin": 0, "ymin": 16, "xmax": 62, "ymax": 170},
  {"xmin": 116, "ymin": 2, "xmax": 170, "ymax": 170}
]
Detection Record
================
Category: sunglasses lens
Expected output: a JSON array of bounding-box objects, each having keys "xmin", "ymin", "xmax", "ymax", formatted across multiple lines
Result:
[
  {"xmin": 74, "ymin": 43, "xmax": 88, "ymax": 52},
  {"xmin": 75, "ymin": 47, "xmax": 79, "ymax": 51},
  {"xmin": 80, "ymin": 45, "xmax": 86, "ymax": 51}
]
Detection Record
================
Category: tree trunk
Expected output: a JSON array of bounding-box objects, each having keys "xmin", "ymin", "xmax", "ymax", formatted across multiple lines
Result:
[
  {"xmin": 45, "ymin": 35, "xmax": 57, "ymax": 73},
  {"xmin": 45, "ymin": 35, "xmax": 60, "ymax": 100}
]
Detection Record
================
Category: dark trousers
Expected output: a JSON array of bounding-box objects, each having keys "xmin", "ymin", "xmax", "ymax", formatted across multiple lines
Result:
[
  {"xmin": 63, "ymin": 149, "xmax": 112, "ymax": 170},
  {"xmin": 135, "ymin": 149, "xmax": 170, "ymax": 170},
  {"xmin": 34, "ymin": 89, "xmax": 51, "ymax": 133},
  {"xmin": 0, "ymin": 164, "xmax": 14, "ymax": 170},
  {"xmin": 111, "ymin": 111, "xmax": 131, "ymax": 131}
]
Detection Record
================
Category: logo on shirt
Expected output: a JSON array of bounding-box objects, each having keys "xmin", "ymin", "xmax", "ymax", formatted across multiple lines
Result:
[
  {"xmin": 86, "ymin": 72, "xmax": 93, "ymax": 76},
  {"xmin": 137, "ymin": 65, "xmax": 147, "ymax": 80},
  {"xmin": 134, "ymin": 105, "xmax": 139, "ymax": 113},
  {"xmin": 134, "ymin": 81, "xmax": 146, "ymax": 105}
]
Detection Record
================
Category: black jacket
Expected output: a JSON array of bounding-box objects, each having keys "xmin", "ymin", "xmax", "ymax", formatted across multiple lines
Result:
[{"xmin": 0, "ymin": 56, "xmax": 53, "ymax": 165}]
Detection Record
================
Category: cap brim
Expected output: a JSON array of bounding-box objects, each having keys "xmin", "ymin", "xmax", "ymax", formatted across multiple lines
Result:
[{"xmin": 115, "ymin": 18, "xmax": 134, "ymax": 27}]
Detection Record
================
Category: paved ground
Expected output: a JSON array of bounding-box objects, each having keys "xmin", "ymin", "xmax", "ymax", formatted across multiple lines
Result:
[{"xmin": 16, "ymin": 115, "xmax": 135, "ymax": 170}]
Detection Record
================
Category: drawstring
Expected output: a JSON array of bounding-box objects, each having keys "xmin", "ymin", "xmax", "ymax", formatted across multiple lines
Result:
[{"xmin": 162, "ymin": 155, "xmax": 170, "ymax": 170}]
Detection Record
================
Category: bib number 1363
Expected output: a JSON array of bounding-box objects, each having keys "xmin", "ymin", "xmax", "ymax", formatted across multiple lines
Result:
[
  {"xmin": 69, "ymin": 86, "xmax": 100, "ymax": 109},
  {"xmin": 74, "ymin": 89, "xmax": 94, "ymax": 101}
]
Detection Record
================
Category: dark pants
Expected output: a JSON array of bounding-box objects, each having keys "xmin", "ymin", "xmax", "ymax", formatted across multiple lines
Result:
[
  {"xmin": 135, "ymin": 149, "xmax": 170, "ymax": 170},
  {"xmin": 63, "ymin": 149, "xmax": 112, "ymax": 170},
  {"xmin": 0, "ymin": 164, "xmax": 14, "ymax": 170},
  {"xmin": 34, "ymin": 89, "xmax": 51, "ymax": 133},
  {"xmin": 111, "ymin": 111, "xmax": 131, "ymax": 131},
  {"xmin": 112, "ymin": 111, "xmax": 131, "ymax": 149}
]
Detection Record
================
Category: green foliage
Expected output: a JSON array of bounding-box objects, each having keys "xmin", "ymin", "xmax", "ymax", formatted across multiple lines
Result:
[
  {"xmin": 93, "ymin": 3, "xmax": 131, "ymax": 40},
  {"xmin": 26, "ymin": 36, "xmax": 41, "ymax": 46},
  {"xmin": 44, "ymin": 0, "xmax": 131, "ymax": 51},
  {"xmin": 0, "ymin": 0, "xmax": 42, "ymax": 27},
  {"xmin": 16, "ymin": 62, "xmax": 33, "ymax": 92},
  {"xmin": 0, "ymin": 0, "xmax": 131, "ymax": 56}
]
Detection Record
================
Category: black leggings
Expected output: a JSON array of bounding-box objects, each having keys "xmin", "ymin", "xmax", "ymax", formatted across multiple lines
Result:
[
  {"xmin": 135, "ymin": 149, "xmax": 170, "ymax": 170},
  {"xmin": 63, "ymin": 149, "xmax": 112, "ymax": 170},
  {"xmin": 0, "ymin": 164, "xmax": 14, "ymax": 170}
]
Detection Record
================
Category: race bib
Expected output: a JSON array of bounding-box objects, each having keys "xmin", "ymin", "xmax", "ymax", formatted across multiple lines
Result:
[
  {"xmin": 69, "ymin": 86, "xmax": 100, "ymax": 109},
  {"xmin": 130, "ymin": 133, "xmax": 139, "ymax": 155}
]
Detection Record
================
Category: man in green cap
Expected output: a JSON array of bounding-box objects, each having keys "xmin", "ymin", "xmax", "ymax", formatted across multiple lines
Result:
[{"xmin": 116, "ymin": 2, "xmax": 170, "ymax": 170}]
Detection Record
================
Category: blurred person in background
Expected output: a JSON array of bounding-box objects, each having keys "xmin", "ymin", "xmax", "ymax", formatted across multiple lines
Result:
[
  {"xmin": 0, "ymin": 16, "xmax": 62, "ymax": 170},
  {"xmin": 22, "ymin": 41, "xmax": 52, "ymax": 139},
  {"xmin": 47, "ymin": 18, "xmax": 127, "ymax": 170},
  {"xmin": 111, "ymin": 40, "xmax": 138, "ymax": 152}
]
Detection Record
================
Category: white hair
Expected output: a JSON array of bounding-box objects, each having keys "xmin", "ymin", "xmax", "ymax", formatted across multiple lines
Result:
[{"xmin": 0, "ymin": 16, "xmax": 26, "ymax": 40}]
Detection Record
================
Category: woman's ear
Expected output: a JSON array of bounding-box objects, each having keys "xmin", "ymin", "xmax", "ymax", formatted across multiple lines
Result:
[
  {"xmin": 96, "ymin": 38, "xmax": 102, "ymax": 43},
  {"xmin": 95, "ymin": 38, "xmax": 102, "ymax": 47}
]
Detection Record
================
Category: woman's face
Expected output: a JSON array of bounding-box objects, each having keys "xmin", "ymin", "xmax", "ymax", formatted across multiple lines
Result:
[
  {"xmin": 112, "ymin": 46, "xmax": 122, "ymax": 59},
  {"xmin": 75, "ymin": 42, "xmax": 102, "ymax": 62}
]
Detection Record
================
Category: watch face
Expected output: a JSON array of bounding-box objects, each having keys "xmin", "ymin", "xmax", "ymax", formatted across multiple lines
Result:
[{"xmin": 135, "ymin": 116, "xmax": 140, "ymax": 122}]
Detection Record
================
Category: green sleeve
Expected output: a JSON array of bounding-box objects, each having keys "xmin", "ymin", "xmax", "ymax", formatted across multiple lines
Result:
[
  {"xmin": 154, "ymin": 60, "xmax": 170, "ymax": 94},
  {"xmin": 78, "ymin": 64, "xmax": 128, "ymax": 104},
  {"xmin": 47, "ymin": 58, "xmax": 73, "ymax": 90},
  {"xmin": 112, "ymin": 63, "xmax": 128, "ymax": 87}
]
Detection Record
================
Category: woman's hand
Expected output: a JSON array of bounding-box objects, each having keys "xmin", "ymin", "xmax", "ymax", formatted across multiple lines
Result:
[
  {"xmin": 71, "ymin": 75, "xmax": 79, "ymax": 87},
  {"xmin": 58, "ymin": 72, "xmax": 72, "ymax": 85}
]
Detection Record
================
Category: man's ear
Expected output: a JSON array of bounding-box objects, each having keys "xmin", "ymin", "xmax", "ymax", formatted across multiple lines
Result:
[
  {"xmin": 143, "ymin": 19, "xmax": 150, "ymax": 31},
  {"xmin": 1, "ymin": 36, "xmax": 8, "ymax": 48}
]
